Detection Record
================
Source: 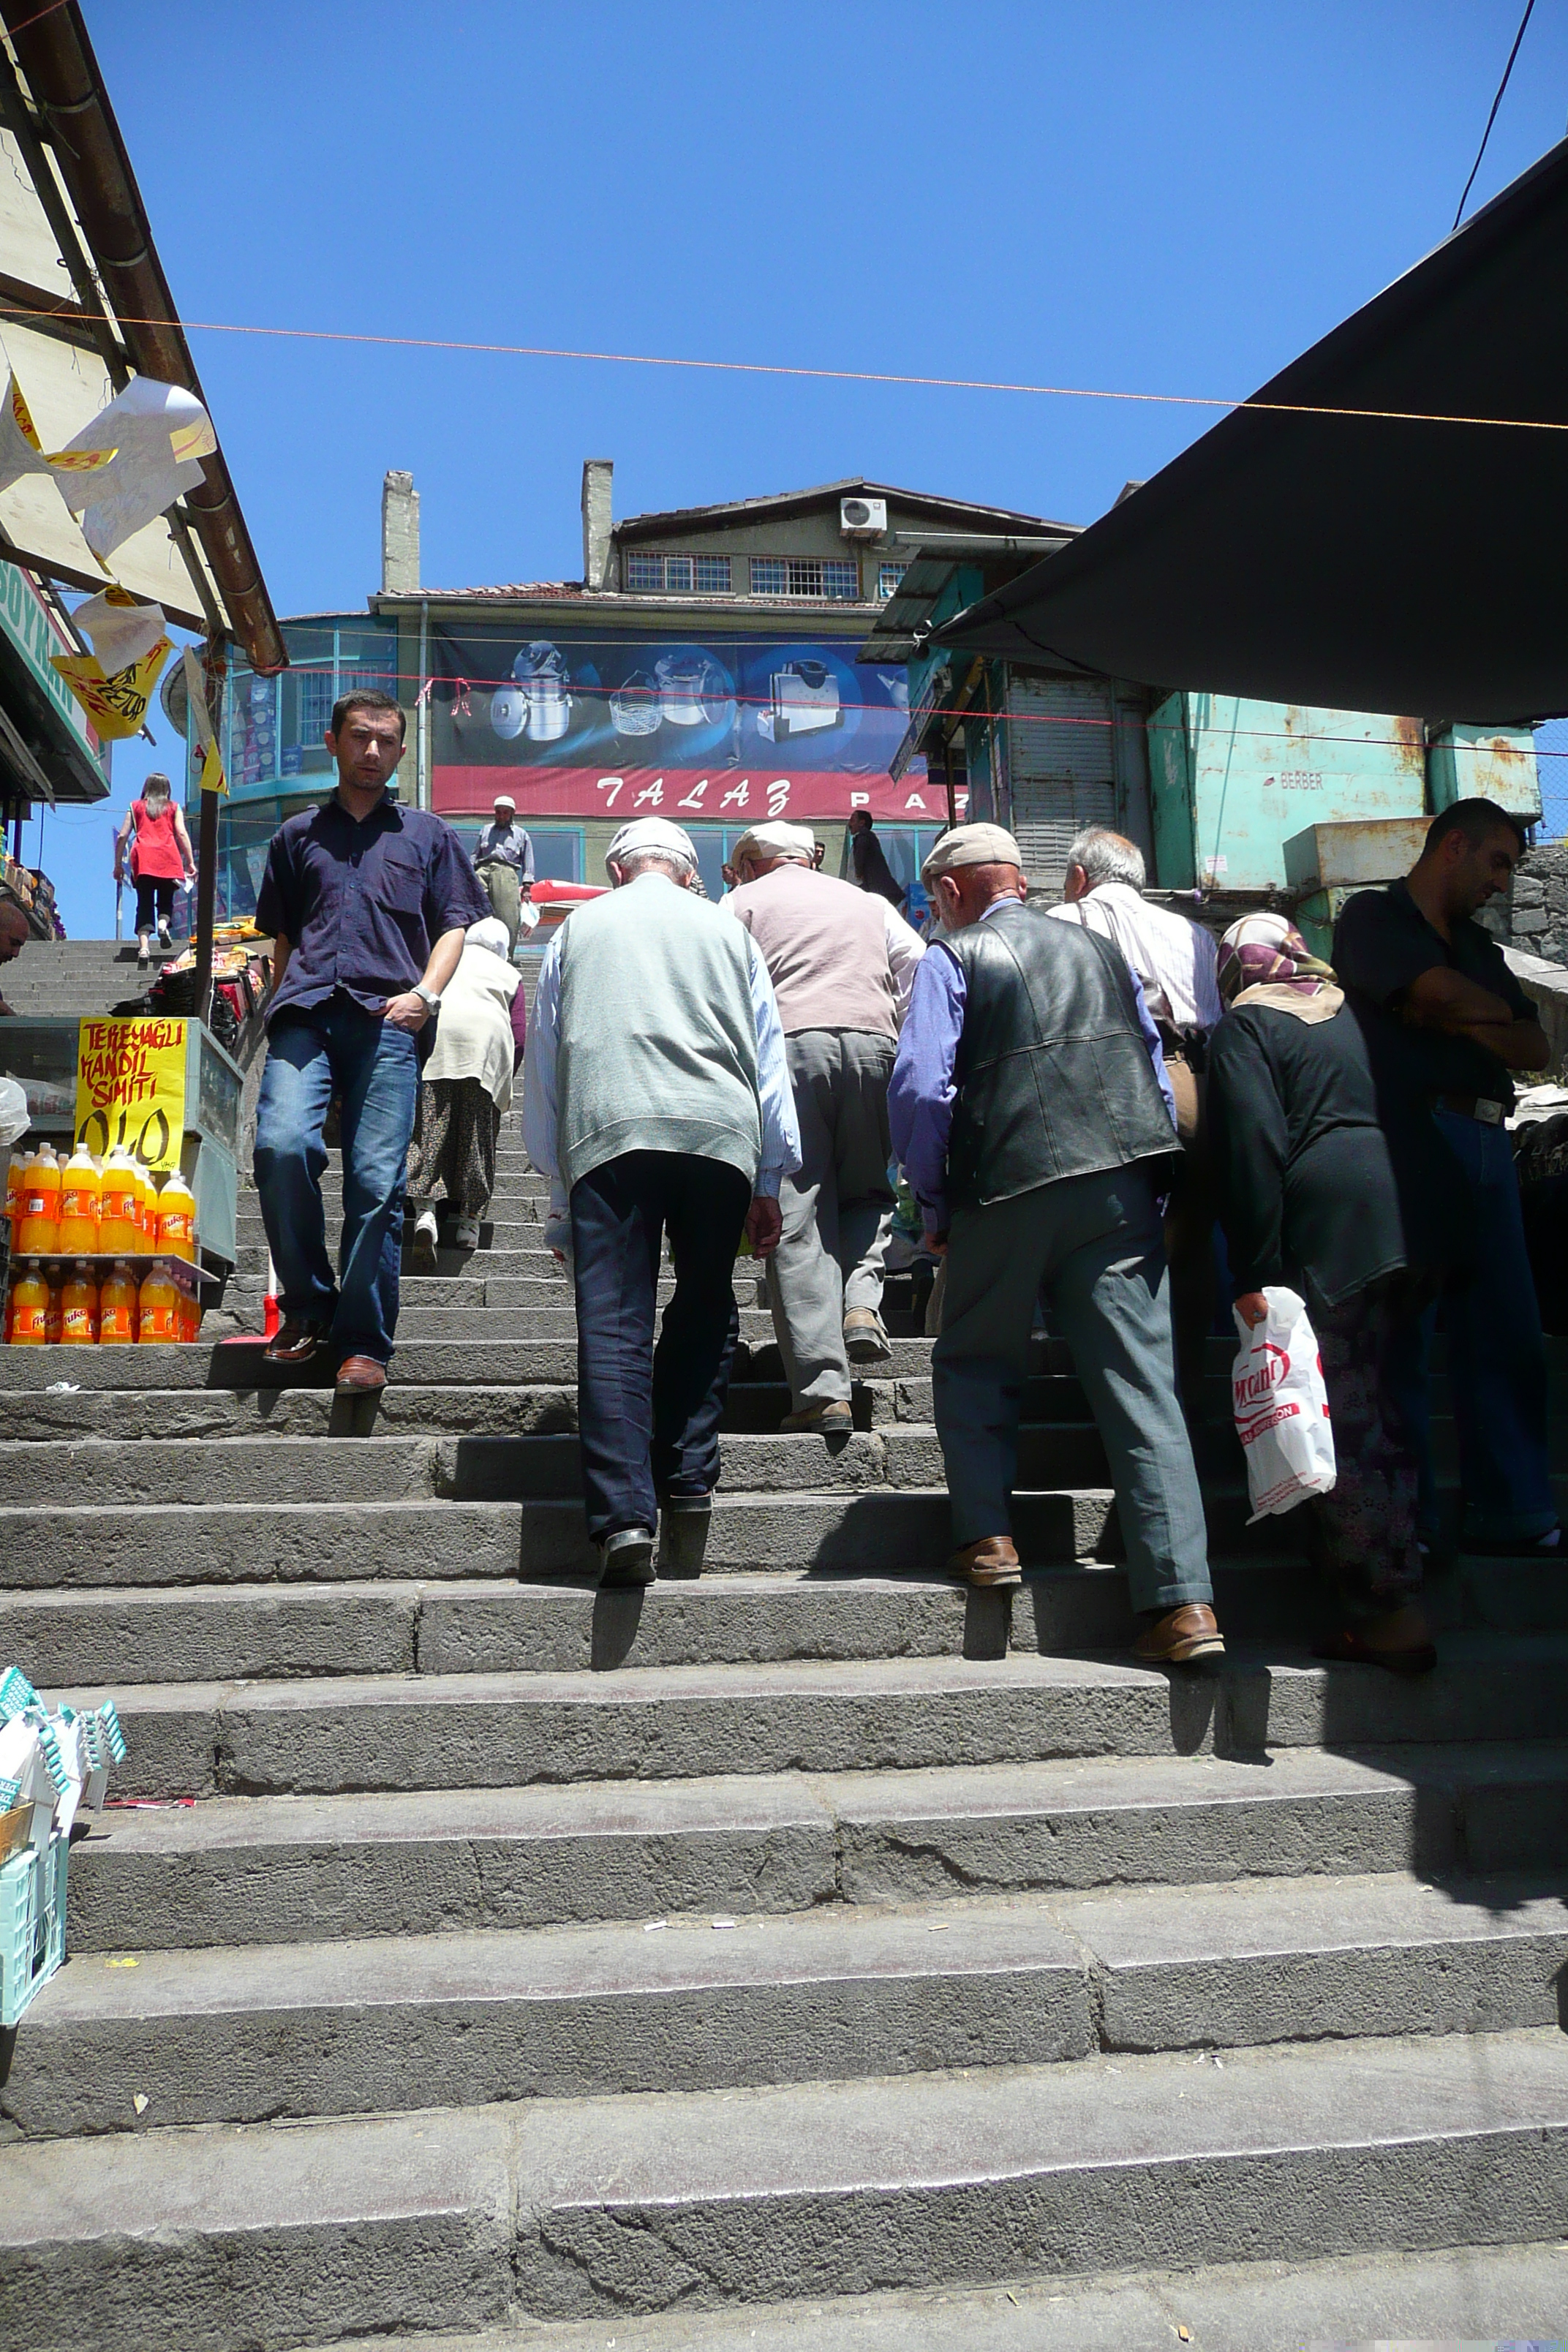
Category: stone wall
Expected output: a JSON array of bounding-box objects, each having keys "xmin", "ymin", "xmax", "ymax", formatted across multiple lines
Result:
[{"xmin": 1493, "ymin": 844, "xmax": 1568, "ymax": 965}]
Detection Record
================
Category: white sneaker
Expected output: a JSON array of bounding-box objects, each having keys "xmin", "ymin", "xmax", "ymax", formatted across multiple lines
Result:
[
  {"xmin": 454, "ymin": 1214, "xmax": 480, "ymax": 1251},
  {"xmin": 157, "ymin": 918, "xmax": 173, "ymax": 949},
  {"xmin": 411, "ymin": 1207, "xmax": 439, "ymax": 1269}
]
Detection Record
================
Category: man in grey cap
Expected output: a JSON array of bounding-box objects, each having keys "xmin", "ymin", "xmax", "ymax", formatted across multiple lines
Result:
[
  {"xmin": 472, "ymin": 792, "xmax": 534, "ymax": 954},
  {"xmin": 522, "ymin": 816, "xmax": 800, "ymax": 1587},
  {"xmin": 725, "ymin": 818, "xmax": 925, "ymax": 1433},
  {"xmin": 889, "ymin": 823, "xmax": 1223, "ymax": 1665}
]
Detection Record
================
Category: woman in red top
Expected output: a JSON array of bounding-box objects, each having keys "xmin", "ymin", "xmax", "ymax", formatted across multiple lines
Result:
[{"xmin": 113, "ymin": 772, "xmax": 195, "ymax": 970}]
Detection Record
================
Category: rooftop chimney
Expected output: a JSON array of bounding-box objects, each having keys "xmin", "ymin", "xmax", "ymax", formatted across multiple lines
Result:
[
  {"xmin": 381, "ymin": 470, "xmax": 421, "ymax": 594},
  {"xmin": 581, "ymin": 459, "xmax": 614, "ymax": 589}
]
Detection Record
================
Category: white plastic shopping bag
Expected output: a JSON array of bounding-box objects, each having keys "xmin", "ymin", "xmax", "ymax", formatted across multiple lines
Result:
[{"xmin": 1231, "ymin": 1284, "xmax": 1336, "ymax": 1521}]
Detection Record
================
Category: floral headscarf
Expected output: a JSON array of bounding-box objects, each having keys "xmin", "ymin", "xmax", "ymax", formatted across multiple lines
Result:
[{"xmin": 1218, "ymin": 913, "xmax": 1343, "ymax": 1023}]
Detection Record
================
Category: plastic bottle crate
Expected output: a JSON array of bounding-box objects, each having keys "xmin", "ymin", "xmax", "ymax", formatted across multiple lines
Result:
[{"xmin": 0, "ymin": 1830, "xmax": 67, "ymax": 2027}]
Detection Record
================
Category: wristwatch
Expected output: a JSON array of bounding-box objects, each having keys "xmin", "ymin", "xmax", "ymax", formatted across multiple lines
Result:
[{"xmin": 412, "ymin": 983, "xmax": 442, "ymax": 1015}]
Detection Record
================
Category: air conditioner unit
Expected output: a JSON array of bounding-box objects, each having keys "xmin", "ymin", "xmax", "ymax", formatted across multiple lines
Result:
[{"xmin": 840, "ymin": 496, "xmax": 887, "ymax": 538}]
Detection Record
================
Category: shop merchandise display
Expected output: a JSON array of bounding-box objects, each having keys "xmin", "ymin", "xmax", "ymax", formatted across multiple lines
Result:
[
  {"xmin": 0, "ymin": 1667, "xmax": 128, "ymax": 2027},
  {"xmin": 4, "ymin": 1139, "xmax": 207, "ymax": 1343}
]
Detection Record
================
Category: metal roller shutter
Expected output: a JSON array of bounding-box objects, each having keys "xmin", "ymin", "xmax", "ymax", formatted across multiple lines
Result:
[{"xmin": 1004, "ymin": 676, "xmax": 1117, "ymax": 885}]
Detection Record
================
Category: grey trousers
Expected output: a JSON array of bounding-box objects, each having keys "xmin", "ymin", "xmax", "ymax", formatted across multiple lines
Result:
[
  {"xmin": 932, "ymin": 1164, "xmax": 1213, "ymax": 1615},
  {"xmin": 478, "ymin": 862, "xmax": 521, "ymax": 953},
  {"xmin": 766, "ymin": 1028, "xmax": 895, "ymax": 1409}
]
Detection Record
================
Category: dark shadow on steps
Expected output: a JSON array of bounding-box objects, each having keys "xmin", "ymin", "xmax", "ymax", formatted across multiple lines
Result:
[
  {"xmin": 591, "ymin": 1586, "xmax": 647, "ymax": 1670},
  {"xmin": 960, "ymin": 1587, "xmax": 1011, "ymax": 1662}
]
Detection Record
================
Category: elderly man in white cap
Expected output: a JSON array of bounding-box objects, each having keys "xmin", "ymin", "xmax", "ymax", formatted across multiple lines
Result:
[
  {"xmin": 472, "ymin": 793, "xmax": 534, "ymax": 954},
  {"xmin": 889, "ymin": 822, "xmax": 1224, "ymax": 1667},
  {"xmin": 521, "ymin": 816, "xmax": 800, "ymax": 1587},
  {"xmin": 725, "ymin": 818, "xmax": 925, "ymax": 1433}
]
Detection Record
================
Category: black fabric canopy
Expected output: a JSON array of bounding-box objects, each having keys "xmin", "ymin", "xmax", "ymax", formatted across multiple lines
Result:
[{"xmin": 934, "ymin": 140, "xmax": 1568, "ymax": 720}]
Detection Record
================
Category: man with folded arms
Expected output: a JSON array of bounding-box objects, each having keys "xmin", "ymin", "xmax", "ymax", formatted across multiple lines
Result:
[
  {"xmin": 1334, "ymin": 796, "xmax": 1556, "ymax": 1559},
  {"xmin": 889, "ymin": 822, "xmax": 1222, "ymax": 1665},
  {"xmin": 522, "ymin": 817, "xmax": 800, "ymax": 1588},
  {"xmin": 725, "ymin": 818, "xmax": 925, "ymax": 1434}
]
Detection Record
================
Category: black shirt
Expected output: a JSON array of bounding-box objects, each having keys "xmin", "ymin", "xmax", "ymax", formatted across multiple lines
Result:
[
  {"xmin": 256, "ymin": 793, "xmax": 488, "ymax": 1027},
  {"xmin": 1333, "ymin": 878, "xmax": 1534, "ymax": 1111},
  {"xmin": 1207, "ymin": 998, "xmax": 1471, "ymax": 1306}
]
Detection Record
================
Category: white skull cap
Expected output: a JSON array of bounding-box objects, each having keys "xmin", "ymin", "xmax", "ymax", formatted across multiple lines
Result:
[
  {"xmin": 492, "ymin": 793, "xmax": 516, "ymax": 810},
  {"xmin": 606, "ymin": 815, "xmax": 698, "ymax": 873},
  {"xmin": 732, "ymin": 820, "xmax": 816, "ymax": 862}
]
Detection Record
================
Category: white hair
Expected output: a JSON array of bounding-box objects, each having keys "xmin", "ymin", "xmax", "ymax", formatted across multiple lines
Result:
[
  {"xmin": 1066, "ymin": 826, "xmax": 1145, "ymax": 891},
  {"xmin": 614, "ymin": 846, "xmax": 696, "ymax": 881}
]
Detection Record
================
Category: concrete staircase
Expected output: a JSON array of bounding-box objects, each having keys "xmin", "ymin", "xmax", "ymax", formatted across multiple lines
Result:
[
  {"xmin": 0, "ymin": 1111, "xmax": 1566, "ymax": 2348},
  {"xmin": 1, "ymin": 935, "xmax": 166, "ymax": 1017}
]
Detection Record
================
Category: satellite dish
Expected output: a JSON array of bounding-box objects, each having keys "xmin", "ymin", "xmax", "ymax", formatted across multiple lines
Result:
[{"xmin": 160, "ymin": 656, "xmax": 190, "ymax": 736}]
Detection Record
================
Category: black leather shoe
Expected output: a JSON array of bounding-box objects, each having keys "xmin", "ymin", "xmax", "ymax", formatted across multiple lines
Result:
[{"xmin": 598, "ymin": 1526, "xmax": 656, "ymax": 1588}]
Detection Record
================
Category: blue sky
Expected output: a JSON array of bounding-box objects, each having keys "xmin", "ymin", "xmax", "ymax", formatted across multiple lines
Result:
[{"xmin": 38, "ymin": 0, "xmax": 1568, "ymax": 928}]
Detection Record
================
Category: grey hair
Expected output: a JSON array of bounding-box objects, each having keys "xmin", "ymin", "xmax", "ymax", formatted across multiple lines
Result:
[
  {"xmin": 614, "ymin": 847, "xmax": 696, "ymax": 881},
  {"xmin": 1065, "ymin": 826, "xmax": 1145, "ymax": 891}
]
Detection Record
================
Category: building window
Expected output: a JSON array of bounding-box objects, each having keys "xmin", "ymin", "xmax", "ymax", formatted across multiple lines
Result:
[
  {"xmin": 624, "ymin": 551, "xmax": 729, "ymax": 592},
  {"xmin": 878, "ymin": 563, "xmax": 908, "ymax": 600},
  {"xmin": 750, "ymin": 557, "xmax": 862, "ymax": 599}
]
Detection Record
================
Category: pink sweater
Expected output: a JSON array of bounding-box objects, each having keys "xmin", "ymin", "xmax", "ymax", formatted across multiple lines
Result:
[{"xmin": 725, "ymin": 862, "xmax": 901, "ymax": 1039}]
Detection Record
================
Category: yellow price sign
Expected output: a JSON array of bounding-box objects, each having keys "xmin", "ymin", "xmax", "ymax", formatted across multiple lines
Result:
[{"xmin": 75, "ymin": 1017, "xmax": 187, "ymax": 1171}]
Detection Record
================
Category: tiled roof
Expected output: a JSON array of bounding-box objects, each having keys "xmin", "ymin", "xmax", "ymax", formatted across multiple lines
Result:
[{"xmin": 420, "ymin": 581, "xmax": 584, "ymax": 600}]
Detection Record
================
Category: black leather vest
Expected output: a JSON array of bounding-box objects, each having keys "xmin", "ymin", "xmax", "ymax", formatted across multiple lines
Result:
[{"xmin": 945, "ymin": 901, "xmax": 1179, "ymax": 1210}]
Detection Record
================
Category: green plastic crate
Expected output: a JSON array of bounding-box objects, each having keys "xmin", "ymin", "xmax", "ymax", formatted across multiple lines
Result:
[{"xmin": 0, "ymin": 1830, "xmax": 66, "ymax": 2027}]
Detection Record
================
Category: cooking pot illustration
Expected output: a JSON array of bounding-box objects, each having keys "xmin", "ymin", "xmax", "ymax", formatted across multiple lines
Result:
[
  {"xmin": 505, "ymin": 641, "xmax": 573, "ymax": 742},
  {"xmin": 489, "ymin": 682, "xmax": 528, "ymax": 741},
  {"xmin": 608, "ymin": 668, "xmax": 660, "ymax": 736},
  {"xmin": 655, "ymin": 650, "xmax": 716, "ymax": 727},
  {"xmin": 758, "ymin": 660, "xmax": 842, "ymax": 742}
]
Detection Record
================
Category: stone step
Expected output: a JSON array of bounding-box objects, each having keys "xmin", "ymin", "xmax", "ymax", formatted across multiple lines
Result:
[
  {"xmin": 10, "ymin": 1869, "xmax": 1567, "ymax": 2139},
  {"xmin": 203, "ymin": 2239, "xmax": 1568, "ymax": 2352},
  {"xmin": 66, "ymin": 1654, "xmax": 1568, "ymax": 1803},
  {"xmin": 66, "ymin": 1742, "xmax": 1568, "ymax": 1953},
  {"xmin": 0, "ymin": 1426, "xmax": 1136, "ymax": 1507},
  {"xmin": 7, "ymin": 1555, "xmax": 1555, "ymax": 1689},
  {"xmin": 1, "ymin": 2029, "xmax": 1564, "ymax": 2339}
]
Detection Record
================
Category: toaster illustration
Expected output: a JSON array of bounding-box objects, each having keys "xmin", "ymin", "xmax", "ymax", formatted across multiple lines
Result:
[{"xmin": 758, "ymin": 660, "xmax": 842, "ymax": 742}]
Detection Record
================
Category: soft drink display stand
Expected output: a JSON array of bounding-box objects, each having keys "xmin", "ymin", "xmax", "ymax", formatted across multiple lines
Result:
[{"xmin": 0, "ymin": 1017, "xmax": 240, "ymax": 1333}]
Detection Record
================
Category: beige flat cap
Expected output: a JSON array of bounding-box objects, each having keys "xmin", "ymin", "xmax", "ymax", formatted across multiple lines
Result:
[
  {"xmin": 731, "ymin": 819, "xmax": 816, "ymax": 863},
  {"xmin": 921, "ymin": 822, "xmax": 1024, "ymax": 886}
]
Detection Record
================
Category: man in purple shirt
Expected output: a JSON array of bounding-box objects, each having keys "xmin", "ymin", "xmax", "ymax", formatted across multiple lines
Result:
[
  {"xmin": 252, "ymin": 690, "xmax": 488, "ymax": 1392},
  {"xmin": 889, "ymin": 823, "xmax": 1221, "ymax": 1666}
]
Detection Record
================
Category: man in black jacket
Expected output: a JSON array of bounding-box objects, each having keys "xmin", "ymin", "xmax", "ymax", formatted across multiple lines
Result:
[{"xmin": 889, "ymin": 823, "xmax": 1221, "ymax": 1664}]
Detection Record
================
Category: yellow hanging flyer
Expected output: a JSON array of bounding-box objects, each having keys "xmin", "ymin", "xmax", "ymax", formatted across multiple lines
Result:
[
  {"xmin": 75, "ymin": 1017, "xmax": 186, "ymax": 1170},
  {"xmin": 50, "ymin": 637, "xmax": 173, "ymax": 739}
]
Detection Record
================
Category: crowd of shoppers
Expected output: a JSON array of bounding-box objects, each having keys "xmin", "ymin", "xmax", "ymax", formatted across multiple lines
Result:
[{"xmin": 247, "ymin": 748, "xmax": 1557, "ymax": 1671}]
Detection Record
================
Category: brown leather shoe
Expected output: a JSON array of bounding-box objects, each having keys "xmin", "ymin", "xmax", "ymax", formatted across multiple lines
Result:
[
  {"xmin": 264, "ymin": 1315, "xmax": 328, "ymax": 1365},
  {"xmin": 949, "ymin": 1535, "xmax": 1022, "ymax": 1589},
  {"xmin": 334, "ymin": 1354, "xmax": 388, "ymax": 1394},
  {"xmin": 1132, "ymin": 1603, "xmax": 1225, "ymax": 1665}
]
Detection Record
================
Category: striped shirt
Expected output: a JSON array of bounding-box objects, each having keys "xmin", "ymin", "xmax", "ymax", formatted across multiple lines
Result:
[{"xmin": 1046, "ymin": 881, "xmax": 1224, "ymax": 1031}]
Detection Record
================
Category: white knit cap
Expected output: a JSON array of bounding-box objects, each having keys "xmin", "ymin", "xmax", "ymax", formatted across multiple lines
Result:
[
  {"xmin": 492, "ymin": 793, "xmax": 516, "ymax": 811},
  {"xmin": 731, "ymin": 819, "xmax": 816, "ymax": 863},
  {"xmin": 466, "ymin": 916, "xmax": 511, "ymax": 957},
  {"xmin": 606, "ymin": 815, "xmax": 698, "ymax": 873}
]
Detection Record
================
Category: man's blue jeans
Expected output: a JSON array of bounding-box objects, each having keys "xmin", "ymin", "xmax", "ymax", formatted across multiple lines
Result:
[
  {"xmin": 254, "ymin": 1001, "xmax": 420, "ymax": 1365},
  {"xmin": 1388, "ymin": 1109, "xmax": 1556, "ymax": 1546}
]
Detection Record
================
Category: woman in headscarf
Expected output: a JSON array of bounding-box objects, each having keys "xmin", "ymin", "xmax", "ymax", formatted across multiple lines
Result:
[
  {"xmin": 406, "ymin": 916, "xmax": 527, "ymax": 1261},
  {"xmin": 1207, "ymin": 913, "xmax": 1469, "ymax": 1673}
]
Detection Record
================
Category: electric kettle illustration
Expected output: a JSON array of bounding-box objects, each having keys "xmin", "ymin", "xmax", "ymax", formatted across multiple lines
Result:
[
  {"xmin": 655, "ymin": 650, "xmax": 713, "ymax": 727},
  {"xmin": 508, "ymin": 641, "xmax": 572, "ymax": 742}
]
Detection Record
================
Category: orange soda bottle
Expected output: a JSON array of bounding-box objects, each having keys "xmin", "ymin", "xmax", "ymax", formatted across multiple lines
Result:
[
  {"xmin": 99, "ymin": 1150, "xmax": 138, "ymax": 1254},
  {"xmin": 4, "ymin": 1150, "xmax": 21, "ymax": 1241},
  {"xmin": 156, "ymin": 1166, "xmax": 197, "ymax": 1262},
  {"xmin": 137, "ymin": 1258, "xmax": 178, "ymax": 1343},
  {"xmin": 61, "ymin": 1261, "xmax": 98, "ymax": 1344},
  {"xmin": 42, "ymin": 1269, "xmax": 62, "ymax": 1344},
  {"xmin": 9, "ymin": 1260, "xmax": 48, "ymax": 1343},
  {"xmin": 16, "ymin": 1143, "xmax": 61, "ymax": 1255},
  {"xmin": 58, "ymin": 1142, "xmax": 102, "ymax": 1254},
  {"xmin": 99, "ymin": 1260, "xmax": 138, "ymax": 1344}
]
